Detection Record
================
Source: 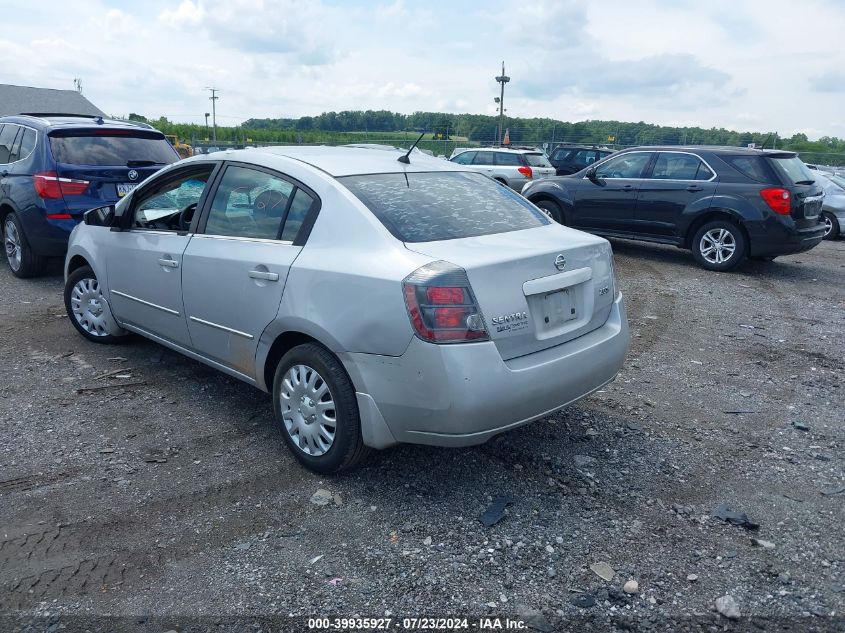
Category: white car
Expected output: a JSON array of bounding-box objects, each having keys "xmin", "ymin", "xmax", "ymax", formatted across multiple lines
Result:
[
  {"xmin": 64, "ymin": 146, "xmax": 629, "ymax": 473},
  {"xmin": 449, "ymin": 147, "xmax": 556, "ymax": 191}
]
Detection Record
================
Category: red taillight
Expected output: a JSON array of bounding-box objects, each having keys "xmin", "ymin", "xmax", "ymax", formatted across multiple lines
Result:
[
  {"xmin": 760, "ymin": 187, "xmax": 791, "ymax": 215},
  {"xmin": 518, "ymin": 165, "xmax": 533, "ymax": 179},
  {"xmin": 33, "ymin": 171, "xmax": 89, "ymax": 199},
  {"xmin": 426, "ymin": 286, "xmax": 465, "ymax": 304},
  {"xmin": 403, "ymin": 262, "xmax": 488, "ymax": 344},
  {"xmin": 45, "ymin": 213, "xmax": 72, "ymax": 220}
]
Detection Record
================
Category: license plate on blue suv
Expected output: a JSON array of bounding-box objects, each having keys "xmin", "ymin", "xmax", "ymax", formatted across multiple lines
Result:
[{"xmin": 117, "ymin": 183, "xmax": 138, "ymax": 197}]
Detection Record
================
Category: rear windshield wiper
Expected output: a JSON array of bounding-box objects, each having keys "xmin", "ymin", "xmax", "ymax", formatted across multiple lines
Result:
[
  {"xmin": 794, "ymin": 179, "xmax": 815, "ymax": 185},
  {"xmin": 126, "ymin": 160, "xmax": 167, "ymax": 167}
]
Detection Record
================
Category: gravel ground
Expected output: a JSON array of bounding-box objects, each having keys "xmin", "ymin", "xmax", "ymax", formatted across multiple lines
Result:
[{"xmin": 0, "ymin": 240, "xmax": 843, "ymax": 633}]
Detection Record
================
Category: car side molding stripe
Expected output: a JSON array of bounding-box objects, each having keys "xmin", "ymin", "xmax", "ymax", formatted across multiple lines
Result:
[
  {"xmin": 189, "ymin": 316, "xmax": 254, "ymax": 340},
  {"xmin": 111, "ymin": 290, "xmax": 181, "ymax": 316}
]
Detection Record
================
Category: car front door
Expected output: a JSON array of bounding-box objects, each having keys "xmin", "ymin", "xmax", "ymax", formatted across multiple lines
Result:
[
  {"xmin": 634, "ymin": 152, "xmax": 718, "ymax": 238},
  {"xmin": 106, "ymin": 163, "xmax": 218, "ymax": 347},
  {"xmin": 572, "ymin": 151, "xmax": 654, "ymax": 232},
  {"xmin": 181, "ymin": 163, "xmax": 318, "ymax": 378}
]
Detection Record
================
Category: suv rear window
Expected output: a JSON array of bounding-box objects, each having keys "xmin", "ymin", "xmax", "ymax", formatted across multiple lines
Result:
[
  {"xmin": 49, "ymin": 130, "xmax": 177, "ymax": 166},
  {"xmin": 768, "ymin": 156, "xmax": 816, "ymax": 185},
  {"xmin": 524, "ymin": 153, "xmax": 552, "ymax": 168},
  {"xmin": 339, "ymin": 171, "xmax": 548, "ymax": 243}
]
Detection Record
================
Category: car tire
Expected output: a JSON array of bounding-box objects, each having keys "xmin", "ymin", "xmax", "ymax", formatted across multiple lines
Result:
[
  {"xmin": 4, "ymin": 213, "xmax": 46, "ymax": 278},
  {"xmin": 273, "ymin": 343, "xmax": 371, "ymax": 474},
  {"xmin": 64, "ymin": 265, "xmax": 129, "ymax": 343},
  {"xmin": 822, "ymin": 211, "xmax": 840, "ymax": 240},
  {"xmin": 535, "ymin": 199, "xmax": 564, "ymax": 224},
  {"xmin": 691, "ymin": 220, "xmax": 747, "ymax": 271}
]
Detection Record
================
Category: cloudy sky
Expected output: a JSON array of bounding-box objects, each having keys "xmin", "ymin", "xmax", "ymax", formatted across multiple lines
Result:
[{"xmin": 2, "ymin": 0, "xmax": 844, "ymax": 138}]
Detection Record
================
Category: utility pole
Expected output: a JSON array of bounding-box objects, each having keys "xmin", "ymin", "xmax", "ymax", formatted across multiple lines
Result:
[
  {"xmin": 495, "ymin": 61, "xmax": 510, "ymax": 147},
  {"xmin": 206, "ymin": 87, "xmax": 219, "ymax": 141},
  {"xmin": 204, "ymin": 113, "xmax": 210, "ymax": 139}
]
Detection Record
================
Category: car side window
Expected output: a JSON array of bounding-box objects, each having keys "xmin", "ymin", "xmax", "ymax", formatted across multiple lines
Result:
[
  {"xmin": 7, "ymin": 126, "xmax": 24, "ymax": 163},
  {"xmin": 452, "ymin": 151, "xmax": 476, "ymax": 165},
  {"xmin": 651, "ymin": 153, "xmax": 710, "ymax": 180},
  {"xmin": 473, "ymin": 152, "xmax": 495, "ymax": 166},
  {"xmin": 280, "ymin": 189, "xmax": 315, "ymax": 242},
  {"xmin": 204, "ymin": 165, "xmax": 295, "ymax": 240},
  {"xmin": 17, "ymin": 128, "xmax": 36, "ymax": 161},
  {"xmin": 0, "ymin": 124, "xmax": 17, "ymax": 164},
  {"xmin": 595, "ymin": 153, "xmax": 652, "ymax": 179},
  {"xmin": 495, "ymin": 152, "xmax": 522, "ymax": 166},
  {"xmin": 131, "ymin": 168, "xmax": 214, "ymax": 231}
]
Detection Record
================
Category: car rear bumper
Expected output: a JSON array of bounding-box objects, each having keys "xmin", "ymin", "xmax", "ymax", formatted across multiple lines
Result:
[
  {"xmin": 344, "ymin": 293, "xmax": 629, "ymax": 448},
  {"xmin": 748, "ymin": 218, "xmax": 826, "ymax": 256},
  {"xmin": 19, "ymin": 209, "xmax": 80, "ymax": 257}
]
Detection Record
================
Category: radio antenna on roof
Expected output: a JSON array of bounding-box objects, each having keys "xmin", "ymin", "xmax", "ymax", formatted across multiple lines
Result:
[{"xmin": 398, "ymin": 132, "xmax": 426, "ymax": 164}]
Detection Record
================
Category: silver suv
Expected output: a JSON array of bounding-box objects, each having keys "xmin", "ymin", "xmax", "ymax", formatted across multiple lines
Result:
[
  {"xmin": 64, "ymin": 146, "xmax": 629, "ymax": 473},
  {"xmin": 449, "ymin": 147, "xmax": 556, "ymax": 191}
]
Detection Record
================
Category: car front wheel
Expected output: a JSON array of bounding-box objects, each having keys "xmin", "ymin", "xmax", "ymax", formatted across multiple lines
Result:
[
  {"xmin": 691, "ymin": 220, "xmax": 747, "ymax": 271},
  {"xmin": 64, "ymin": 265, "xmax": 129, "ymax": 343},
  {"xmin": 822, "ymin": 211, "xmax": 840, "ymax": 239},
  {"xmin": 273, "ymin": 343, "xmax": 370, "ymax": 473},
  {"xmin": 4, "ymin": 213, "xmax": 46, "ymax": 278}
]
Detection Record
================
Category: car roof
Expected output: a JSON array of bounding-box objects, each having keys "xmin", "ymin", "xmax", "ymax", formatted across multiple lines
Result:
[
  {"xmin": 0, "ymin": 113, "xmax": 156, "ymax": 131},
  {"xmin": 195, "ymin": 145, "xmax": 469, "ymax": 177},
  {"xmin": 473, "ymin": 147, "xmax": 543, "ymax": 154},
  {"xmin": 622, "ymin": 145, "xmax": 798, "ymax": 158}
]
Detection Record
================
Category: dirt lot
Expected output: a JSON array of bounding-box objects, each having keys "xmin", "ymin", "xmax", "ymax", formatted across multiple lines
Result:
[{"xmin": 1, "ymin": 239, "xmax": 843, "ymax": 632}]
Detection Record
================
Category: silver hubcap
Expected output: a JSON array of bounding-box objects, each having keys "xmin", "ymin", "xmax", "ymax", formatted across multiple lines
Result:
[
  {"xmin": 70, "ymin": 278, "xmax": 110, "ymax": 337},
  {"xmin": 280, "ymin": 364, "xmax": 336, "ymax": 456},
  {"xmin": 539, "ymin": 206, "xmax": 553, "ymax": 220},
  {"xmin": 700, "ymin": 228, "xmax": 736, "ymax": 264},
  {"xmin": 4, "ymin": 219, "xmax": 22, "ymax": 271},
  {"xmin": 824, "ymin": 215, "xmax": 833, "ymax": 236}
]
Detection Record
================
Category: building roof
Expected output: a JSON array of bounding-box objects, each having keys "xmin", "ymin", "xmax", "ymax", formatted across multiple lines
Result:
[{"xmin": 0, "ymin": 84, "xmax": 105, "ymax": 118}]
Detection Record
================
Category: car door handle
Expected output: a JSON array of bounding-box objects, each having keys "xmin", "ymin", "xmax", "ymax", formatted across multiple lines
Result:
[
  {"xmin": 621, "ymin": 184, "xmax": 635, "ymax": 192},
  {"xmin": 0, "ymin": 170, "xmax": 8, "ymax": 178},
  {"xmin": 686, "ymin": 185, "xmax": 704, "ymax": 192},
  {"xmin": 157, "ymin": 258, "xmax": 179, "ymax": 268},
  {"xmin": 248, "ymin": 270, "xmax": 279, "ymax": 281}
]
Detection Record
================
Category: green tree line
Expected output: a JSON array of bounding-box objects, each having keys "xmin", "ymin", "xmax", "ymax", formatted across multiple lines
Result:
[{"xmin": 125, "ymin": 111, "xmax": 845, "ymax": 165}]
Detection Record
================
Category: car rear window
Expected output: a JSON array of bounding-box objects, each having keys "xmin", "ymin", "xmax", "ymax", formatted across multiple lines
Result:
[
  {"xmin": 768, "ymin": 156, "xmax": 816, "ymax": 185},
  {"xmin": 719, "ymin": 155, "xmax": 775, "ymax": 183},
  {"xmin": 524, "ymin": 153, "xmax": 552, "ymax": 168},
  {"xmin": 49, "ymin": 130, "xmax": 178, "ymax": 166},
  {"xmin": 339, "ymin": 171, "xmax": 549, "ymax": 243}
]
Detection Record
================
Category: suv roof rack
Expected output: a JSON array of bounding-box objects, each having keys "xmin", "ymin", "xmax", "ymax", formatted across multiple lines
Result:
[{"xmin": 19, "ymin": 112, "xmax": 102, "ymax": 118}]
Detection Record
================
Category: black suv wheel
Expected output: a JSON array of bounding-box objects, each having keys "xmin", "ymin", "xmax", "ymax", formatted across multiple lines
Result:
[
  {"xmin": 4, "ymin": 213, "xmax": 46, "ymax": 278},
  {"xmin": 691, "ymin": 220, "xmax": 747, "ymax": 271}
]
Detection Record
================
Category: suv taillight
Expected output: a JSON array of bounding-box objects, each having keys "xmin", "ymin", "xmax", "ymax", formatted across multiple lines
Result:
[
  {"xmin": 402, "ymin": 261, "xmax": 488, "ymax": 343},
  {"xmin": 760, "ymin": 187, "xmax": 791, "ymax": 215},
  {"xmin": 33, "ymin": 171, "xmax": 90, "ymax": 199},
  {"xmin": 518, "ymin": 165, "xmax": 533, "ymax": 179}
]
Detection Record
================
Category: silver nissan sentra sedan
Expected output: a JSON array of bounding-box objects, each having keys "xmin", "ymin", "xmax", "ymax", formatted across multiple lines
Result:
[{"xmin": 63, "ymin": 145, "xmax": 630, "ymax": 473}]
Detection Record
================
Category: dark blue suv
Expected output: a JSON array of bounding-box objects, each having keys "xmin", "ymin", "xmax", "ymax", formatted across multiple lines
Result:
[{"xmin": 0, "ymin": 114, "xmax": 179, "ymax": 277}]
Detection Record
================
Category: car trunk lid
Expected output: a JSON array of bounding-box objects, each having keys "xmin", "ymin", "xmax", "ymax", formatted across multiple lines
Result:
[{"xmin": 405, "ymin": 225, "xmax": 616, "ymax": 361}]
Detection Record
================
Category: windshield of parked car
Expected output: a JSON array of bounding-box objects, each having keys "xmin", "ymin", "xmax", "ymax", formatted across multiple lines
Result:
[
  {"xmin": 768, "ymin": 156, "xmax": 816, "ymax": 185},
  {"xmin": 339, "ymin": 171, "xmax": 549, "ymax": 242},
  {"xmin": 524, "ymin": 153, "xmax": 553, "ymax": 168},
  {"xmin": 49, "ymin": 130, "xmax": 178, "ymax": 166}
]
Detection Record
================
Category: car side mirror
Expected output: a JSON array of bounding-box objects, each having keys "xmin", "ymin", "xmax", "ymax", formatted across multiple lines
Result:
[
  {"xmin": 585, "ymin": 167, "xmax": 598, "ymax": 181},
  {"xmin": 84, "ymin": 205, "xmax": 115, "ymax": 227}
]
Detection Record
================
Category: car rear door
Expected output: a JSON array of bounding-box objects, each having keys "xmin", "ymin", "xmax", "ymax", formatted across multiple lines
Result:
[
  {"xmin": 106, "ymin": 163, "xmax": 217, "ymax": 347},
  {"xmin": 47, "ymin": 128, "xmax": 179, "ymax": 220},
  {"xmin": 634, "ymin": 151, "xmax": 718, "ymax": 238},
  {"xmin": 181, "ymin": 163, "xmax": 318, "ymax": 378},
  {"xmin": 572, "ymin": 151, "xmax": 654, "ymax": 233}
]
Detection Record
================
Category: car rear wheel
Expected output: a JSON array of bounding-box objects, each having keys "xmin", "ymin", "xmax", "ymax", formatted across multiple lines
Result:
[
  {"xmin": 822, "ymin": 211, "xmax": 840, "ymax": 239},
  {"xmin": 64, "ymin": 265, "xmax": 128, "ymax": 343},
  {"xmin": 691, "ymin": 220, "xmax": 747, "ymax": 271},
  {"xmin": 535, "ymin": 199, "xmax": 563, "ymax": 224},
  {"xmin": 4, "ymin": 214, "xmax": 46, "ymax": 278},
  {"xmin": 272, "ymin": 343, "xmax": 370, "ymax": 474}
]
